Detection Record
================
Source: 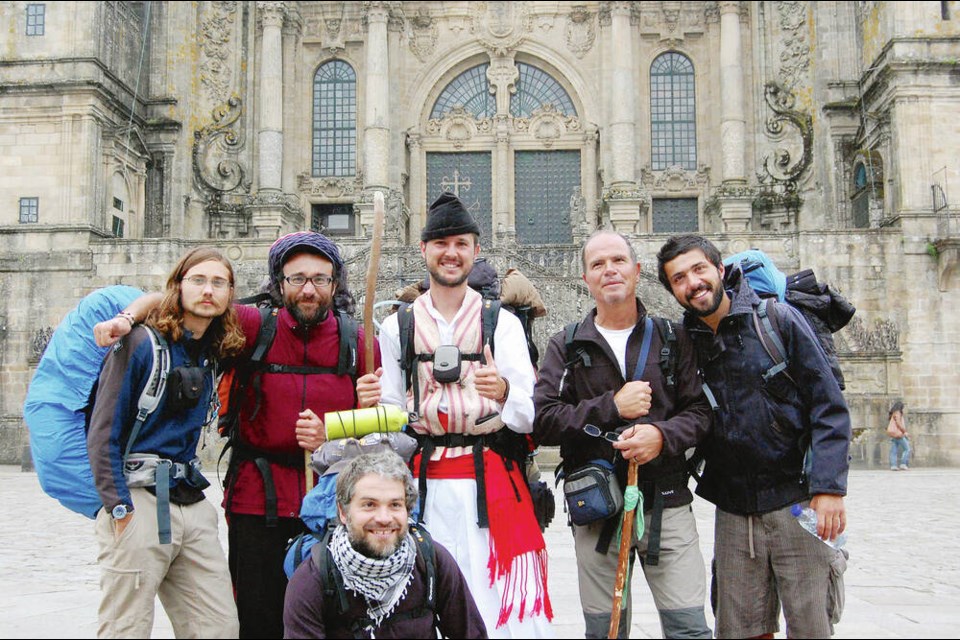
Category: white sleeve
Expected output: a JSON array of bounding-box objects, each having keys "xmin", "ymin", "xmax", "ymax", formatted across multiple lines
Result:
[
  {"xmin": 493, "ymin": 308, "xmax": 536, "ymax": 434},
  {"xmin": 378, "ymin": 312, "xmax": 407, "ymax": 410}
]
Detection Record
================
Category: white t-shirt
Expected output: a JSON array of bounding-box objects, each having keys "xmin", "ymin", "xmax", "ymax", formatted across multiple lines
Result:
[{"xmin": 595, "ymin": 323, "xmax": 633, "ymax": 379}]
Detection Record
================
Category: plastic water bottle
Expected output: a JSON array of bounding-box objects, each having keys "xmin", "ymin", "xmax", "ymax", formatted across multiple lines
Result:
[{"xmin": 790, "ymin": 504, "xmax": 847, "ymax": 550}]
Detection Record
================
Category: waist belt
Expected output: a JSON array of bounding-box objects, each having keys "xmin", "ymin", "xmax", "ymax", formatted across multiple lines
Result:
[
  {"xmin": 124, "ymin": 454, "xmax": 210, "ymax": 544},
  {"xmin": 225, "ymin": 441, "xmax": 305, "ymax": 527},
  {"xmin": 413, "ymin": 432, "xmax": 510, "ymax": 530}
]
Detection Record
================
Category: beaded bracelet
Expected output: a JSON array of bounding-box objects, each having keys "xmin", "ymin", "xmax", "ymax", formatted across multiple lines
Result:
[{"xmin": 116, "ymin": 311, "xmax": 136, "ymax": 327}]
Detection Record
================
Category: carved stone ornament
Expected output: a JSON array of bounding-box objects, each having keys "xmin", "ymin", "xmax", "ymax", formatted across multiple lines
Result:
[
  {"xmin": 192, "ymin": 95, "xmax": 249, "ymax": 196},
  {"xmin": 408, "ymin": 7, "xmax": 437, "ymax": 62},
  {"xmin": 513, "ymin": 105, "xmax": 582, "ymax": 147},
  {"xmin": 297, "ymin": 173, "xmax": 364, "ymax": 199},
  {"xmin": 602, "ymin": 183, "xmax": 648, "ymax": 202},
  {"xmin": 425, "ymin": 106, "xmax": 493, "ymax": 148},
  {"xmin": 757, "ymin": 82, "xmax": 813, "ymax": 191},
  {"xmin": 642, "ymin": 164, "xmax": 710, "ymax": 192},
  {"xmin": 565, "ymin": 6, "xmax": 596, "ymax": 58},
  {"xmin": 199, "ymin": 2, "xmax": 238, "ymax": 106},
  {"xmin": 844, "ymin": 316, "xmax": 900, "ymax": 353},
  {"xmin": 30, "ymin": 327, "xmax": 54, "ymax": 365},
  {"xmin": 471, "ymin": 1, "xmax": 532, "ymax": 56}
]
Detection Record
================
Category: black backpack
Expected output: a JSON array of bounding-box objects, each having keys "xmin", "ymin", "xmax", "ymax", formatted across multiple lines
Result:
[{"xmin": 311, "ymin": 521, "xmax": 439, "ymax": 636}]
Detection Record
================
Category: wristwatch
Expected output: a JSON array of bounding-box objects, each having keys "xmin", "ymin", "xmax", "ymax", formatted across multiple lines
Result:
[{"xmin": 111, "ymin": 504, "xmax": 132, "ymax": 520}]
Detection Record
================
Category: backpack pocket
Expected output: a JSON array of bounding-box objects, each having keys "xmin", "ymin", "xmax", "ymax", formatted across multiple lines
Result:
[{"xmin": 563, "ymin": 460, "xmax": 623, "ymax": 526}]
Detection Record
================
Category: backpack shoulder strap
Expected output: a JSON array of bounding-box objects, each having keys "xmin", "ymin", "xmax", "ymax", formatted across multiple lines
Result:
[
  {"xmin": 753, "ymin": 299, "xmax": 793, "ymax": 384},
  {"xmin": 311, "ymin": 524, "xmax": 352, "ymax": 617},
  {"xmin": 409, "ymin": 523, "xmax": 438, "ymax": 613},
  {"xmin": 123, "ymin": 325, "xmax": 170, "ymax": 464},
  {"xmin": 398, "ymin": 302, "xmax": 416, "ymax": 390},
  {"xmin": 335, "ymin": 310, "xmax": 359, "ymax": 379},
  {"xmin": 251, "ymin": 306, "xmax": 279, "ymax": 364},
  {"xmin": 563, "ymin": 321, "xmax": 590, "ymax": 367},
  {"xmin": 651, "ymin": 317, "xmax": 678, "ymax": 391},
  {"xmin": 480, "ymin": 299, "xmax": 500, "ymax": 363}
]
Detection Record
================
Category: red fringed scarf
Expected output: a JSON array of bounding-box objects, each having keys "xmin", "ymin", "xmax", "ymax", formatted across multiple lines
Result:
[{"xmin": 415, "ymin": 447, "xmax": 553, "ymax": 627}]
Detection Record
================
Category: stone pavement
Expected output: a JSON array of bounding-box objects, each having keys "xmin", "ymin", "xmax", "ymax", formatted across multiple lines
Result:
[{"xmin": 1, "ymin": 464, "xmax": 957, "ymax": 639}]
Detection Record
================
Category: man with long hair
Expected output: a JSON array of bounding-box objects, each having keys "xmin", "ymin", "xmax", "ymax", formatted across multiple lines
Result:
[
  {"xmin": 94, "ymin": 233, "xmax": 379, "ymax": 638},
  {"xmin": 87, "ymin": 246, "xmax": 245, "ymax": 637}
]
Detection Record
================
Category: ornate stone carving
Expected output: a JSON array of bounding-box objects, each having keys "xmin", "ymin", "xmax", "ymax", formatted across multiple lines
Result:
[
  {"xmin": 297, "ymin": 174, "xmax": 364, "ymax": 199},
  {"xmin": 487, "ymin": 55, "xmax": 520, "ymax": 103},
  {"xmin": 775, "ymin": 1, "xmax": 810, "ymax": 92},
  {"xmin": 844, "ymin": 316, "xmax": 900, "ymax": 353},
  {"xmin": 602, "ymin": 183, "xmax": 649, "ymax": 202},
  {"xmin": 199, "ymin": 2, "xmax": 238, "ymax": 107},
  {"xmin": 512, "ymin": 105, "xmax": 582, "ymax": 147},
  {"xmin": 193, "ymin": 96, "xmax": 249, "ymax": 196},
  {"xmin": 757, "ymin": 82, "xmax": 813, "ymax": 195},
  {"xmin": 565, "ymin": 7, "xmax": 596, "ymax": 59},
  {"xmin": 642, "ymin": 164, "xmax": 711, "ymax": 192},
  {"xmin": 30, "ymin": 327, "xmax": 53, "ymax": 365},
  {"xmin": 425, "ymin": 107, "xmax": 493, "ymax": 149},
  {"xmin": 471, "ymin": 2, "xmax": 532, "ymax": 56},
  {"xmin": 407, "ymin": 7, "xmax": 437, "ymax": 61}
]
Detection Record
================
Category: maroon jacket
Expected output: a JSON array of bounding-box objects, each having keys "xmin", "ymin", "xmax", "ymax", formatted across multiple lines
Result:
[
  {"xmin": 224, "ymin": 305, "xmax": 380, "ymax": 518},
  {"xmin": 283, "ymin": 537, "xmax": 488, "ymax": 639}
]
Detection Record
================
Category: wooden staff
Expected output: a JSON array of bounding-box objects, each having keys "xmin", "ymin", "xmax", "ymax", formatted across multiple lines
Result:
[
  {"xmin": 608, "ymin": 458, "xmax": 639, "ymax": 639},
  {"xmin": 364, "ymin": 191, "xmax": 385, "ymax": 373}
]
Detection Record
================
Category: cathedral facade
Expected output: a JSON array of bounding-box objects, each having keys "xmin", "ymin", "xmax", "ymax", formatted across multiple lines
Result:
[{"xmin": 1, "ymin": 1, "xmax": 958, "ymax": 466}]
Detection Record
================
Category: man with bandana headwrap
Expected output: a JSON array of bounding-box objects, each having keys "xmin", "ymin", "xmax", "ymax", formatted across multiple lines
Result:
[{"xmin": 93, "ymin": 232, "xmax": 381, "ymax": 639}]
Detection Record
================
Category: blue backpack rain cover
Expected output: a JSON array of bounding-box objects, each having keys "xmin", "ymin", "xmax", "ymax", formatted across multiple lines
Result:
[
  {"xmin": 24, "ymin": 285, "xmax": 143, "ymax": 519},
  {"xmin": 722, "ymin": 249, "xmax": 787, "ymax": 302}
]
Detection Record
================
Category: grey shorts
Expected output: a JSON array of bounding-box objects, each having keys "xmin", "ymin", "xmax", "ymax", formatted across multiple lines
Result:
[{"xmin": 713, "ymin": 504, "xmax": 847, "ymax": 638}]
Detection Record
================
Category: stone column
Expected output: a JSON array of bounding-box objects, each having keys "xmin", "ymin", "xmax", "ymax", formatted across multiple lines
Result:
[
  {"xmin": 359, "ymin": 2, "xmax": 391, "ymax": 233},
  {"xmin": 494, "ymin": 117, "xmax": 512, "ymax": 246},
  {"xmin": 406, "ymin": 132, "xmax": 423, "ymax": 241},
  {"xmin": 281, "ymin": 8, "xmax": 302, "ymax": 196},
  {"xmin": 716, "ymin": 1, "xmax": 753, "ymax": 231},
  {"xmin": 251, "ymin": 1, "xmax": 286, "ymax": 237},
  {"xmin": 603, "ymin": 2, "xmax": 643, "ymax": 233}
]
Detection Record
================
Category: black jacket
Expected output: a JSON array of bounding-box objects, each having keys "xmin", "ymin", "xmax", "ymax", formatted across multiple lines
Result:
[
  {"xmin": 683, "ymin": 268, "xmax": 851, "ymax": 515},
  {"xmin": 533, "ymin": 299, "xmax": 712, "ymax": 509}
]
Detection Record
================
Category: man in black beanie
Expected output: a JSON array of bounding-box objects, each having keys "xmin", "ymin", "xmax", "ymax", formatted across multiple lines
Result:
[{"xmin": 355, "ymin": 192, "xmax": 555, "ymax": 637}]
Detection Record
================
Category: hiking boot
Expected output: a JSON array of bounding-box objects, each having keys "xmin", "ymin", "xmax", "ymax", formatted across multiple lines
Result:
[{"xmin": 899, "ymin": 464, "xmax": 909, "ymax": 470}]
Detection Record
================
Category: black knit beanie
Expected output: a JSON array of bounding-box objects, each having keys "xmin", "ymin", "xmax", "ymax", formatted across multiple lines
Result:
[{"xmin": 420, "ymin": 192, "xmax": 481, "ymax": 242}]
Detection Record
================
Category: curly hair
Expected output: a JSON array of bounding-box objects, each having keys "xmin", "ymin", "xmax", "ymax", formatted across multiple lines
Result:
[{"xmin": 146, "ymin": 246, "xmax": 246, "ymax": 360}]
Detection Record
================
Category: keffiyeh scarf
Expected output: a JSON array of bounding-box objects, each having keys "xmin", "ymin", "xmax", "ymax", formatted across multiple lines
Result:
[{"xmin": 328, "ymin": 524, "xmax": 418, "ymax": 628}]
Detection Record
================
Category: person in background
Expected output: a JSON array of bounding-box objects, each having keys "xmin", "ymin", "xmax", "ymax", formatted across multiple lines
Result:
[{"xmin": 887, "ymin": 400, "xmax": 910, "ymax": 471}]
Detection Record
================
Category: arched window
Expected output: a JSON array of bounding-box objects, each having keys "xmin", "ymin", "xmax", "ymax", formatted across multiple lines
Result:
[
  {"xmin": 430, "ymin": 64, "xmax": 496, "ymax": 119},
  {"xmin": 650, "ymin": 52, "xmax": 697, "ymax": 171},
  {"xmin": 509, "ymin": 63, "xmax": 577, "ymax": 118},
  {"xmin": 313, "ymin": 60, "xmax": 357, "ymax": 177}
]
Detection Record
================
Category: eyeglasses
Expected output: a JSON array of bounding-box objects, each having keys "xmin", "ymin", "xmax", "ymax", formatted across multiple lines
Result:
[
  {"xmin": 284, "ymin": 274, "xmax": 334, "ymax": 288},
  {"xmin": 583, "ymin": 424, "xmax": 620, "ymax": 443},
  {"xmin": 183, "ymin": 275, "xmax": 231, "ymax": 290}
]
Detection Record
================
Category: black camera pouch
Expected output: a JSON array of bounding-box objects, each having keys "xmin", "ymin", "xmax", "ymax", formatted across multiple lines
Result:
[{"xmin": 165, "ymin": 366, "xmax": 206, "ymax": 414}]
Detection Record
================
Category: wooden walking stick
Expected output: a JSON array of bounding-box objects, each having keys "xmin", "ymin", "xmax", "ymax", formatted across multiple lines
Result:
[
  {"xmin": 608, "ymin": 458, "xmax": 639, "ymax": 639},
  {"xmin": 364, "ymin": 191, "xmax": 385, "ymax": 374}
]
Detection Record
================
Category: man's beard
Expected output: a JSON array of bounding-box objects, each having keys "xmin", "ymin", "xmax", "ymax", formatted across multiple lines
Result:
[
  {"xmin": 286, "ymin": 299, "xmax": 331, "ymax": 326},
  {"xmin": 427, "ymin": 263, "xmax": 469, "ymax": 288},
  {"xmin": 685, "ymin": 284, "xmax": 725, "ymax": 318},
  {"xmin": 346, "ymin": 522, "xmax": 407, "ymax": 559}
]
